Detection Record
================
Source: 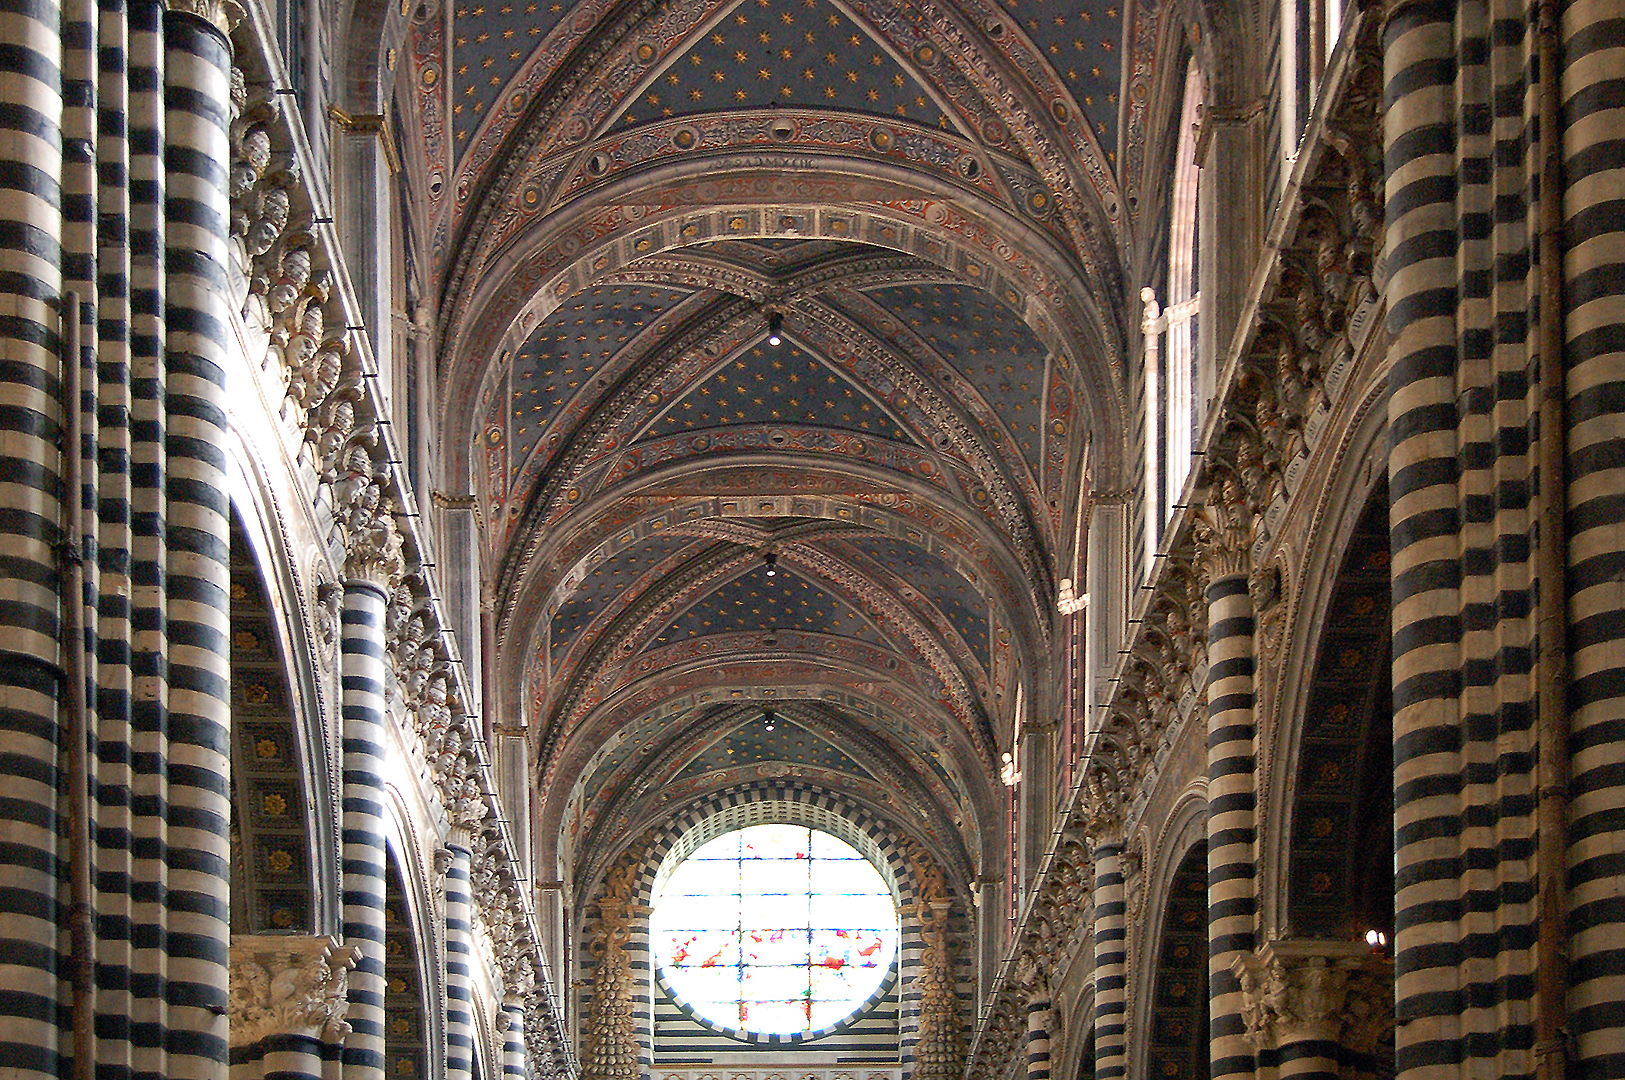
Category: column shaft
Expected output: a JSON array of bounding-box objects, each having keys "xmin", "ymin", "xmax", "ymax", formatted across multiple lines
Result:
[
  {"xmin": 341, "ymin": 581, "xmax": 390, "ymax": 1080},
  {"xmin": 0, "ymin": 0, "xmax": 65, "ymax": 1074},
  {"xmin": 501, "ymin": 1001, "xmax": 527, "ymax": 1080},
  {"xmin": 255, "ymin": 1032, "xmax": 325, "ymax": 1078},
  {"xmin": 445, "ymin": 841, "xmax": 476, "ymax": 1080},
  {"xmin": 160, "ymin": 10, "xmax": 237, "ymax": 1075},
  {"xmin": 1382, "ymin": 3, "xmax": 1544, "ymax": 1077},
  {"xmin": 1559, "ymin": 0, "xmax": 1625, "ymax": 1066},
  {"xmin": 1025, "ymin": 1000, "xmax": 1051, "ymax": 1080},
  {"xmin": 1205, "ymin": 568, "xmax": 1256, "ymax": 1080},
  {"xmin": 1091, "ymin": 843, "xmax": 1127, "ymax": 1080},
  {"xmin": 1275, "ymin": 1038, "xmax": 1340, "ymax": 1080}
]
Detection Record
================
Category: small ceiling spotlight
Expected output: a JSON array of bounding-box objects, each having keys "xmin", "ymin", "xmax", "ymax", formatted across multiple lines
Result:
[
  {"xmin": 763, "ymin": 708, "xmax": 777, "ymax": 732},
  {"xmin": 763, "ymin": 549, "xmax": 778, "ymax": 577},
  {"xmin": 767, "ymin": 310, "xmax": 784, "ymax": 347}
]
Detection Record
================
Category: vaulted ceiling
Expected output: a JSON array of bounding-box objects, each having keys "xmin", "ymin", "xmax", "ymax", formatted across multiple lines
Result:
[{"xmin": 392, "ymin": 0, "xmax": 1162, "ymax": 891}]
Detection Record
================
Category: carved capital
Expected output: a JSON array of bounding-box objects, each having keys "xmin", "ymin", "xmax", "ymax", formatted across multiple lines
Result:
[
  {"xmin": 1013, "ymin": 950, "xmax": 1051, "ymax": 1003},
  {"xmin": 1079, "ymin": 783, "xmax": 1124, "ymax": 848},
  {"xmin": 230, "ymin": 935, "xmax": 360, "ymax": 1047},
  {"xmin": 341, "ymin": 496, "xmax": 405, "ymax": 587},
  {"xmin": 448, "ymin": 790, "xmax": 490, "ymax": 845},
  {"xmin": 166, "ymin": 0, "xmax": 244, "ymax": 36},
  {"xmin": 1194, "ymin": 476, "xmax": 1253, "ymax": 582},
  {"xmin": 1234, "ymin": 939, "xmax": 1394, "ymax": 1051}
]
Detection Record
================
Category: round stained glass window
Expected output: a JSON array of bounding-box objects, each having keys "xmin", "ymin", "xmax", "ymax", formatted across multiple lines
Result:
[{"xmin": 649, "ymin": 823, "xmax": 900, "ymax": 1036}]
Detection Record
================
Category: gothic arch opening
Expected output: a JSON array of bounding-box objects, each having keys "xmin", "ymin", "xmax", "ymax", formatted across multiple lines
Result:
[
  {"xmin": 1274, "ymin": 482, "xmax": 1396, "ymax": 1079},
  {"xmin": 1144, "ymin": 841, "xmax": 1208, "ymax": 1080},
  {"xmin": 228, "ymin": 510, "xmax": 319, "ymax": 933},
  {"xmin": 384, "ymin": 851, "xmax": 432, "ymax": 1080},
  {"xmin": 1285, "ymin": 486, "xmax": 1394, "ymax": 944}
]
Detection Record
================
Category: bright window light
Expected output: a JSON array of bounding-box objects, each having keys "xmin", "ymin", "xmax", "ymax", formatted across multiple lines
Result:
[{"xmin": 650, "ymin": 824, "xmax": 899, "ymax": 1036}]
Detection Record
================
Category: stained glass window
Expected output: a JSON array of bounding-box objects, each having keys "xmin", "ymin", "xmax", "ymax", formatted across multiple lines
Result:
[{"xmin": 650, "ymin": 824, "xmax": 899, "ymax": 1036}]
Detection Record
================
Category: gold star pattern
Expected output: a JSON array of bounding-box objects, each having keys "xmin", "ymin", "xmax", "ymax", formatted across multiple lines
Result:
[
  {"xmin": 841, "ymin": 534, "xmax": 991, "ymax": 668},
  {"xmin": 997, "ymin": 0, "xmax": 1122, "ymax": 154},
  {"xmin": 612, "ymin": 0, "xmax": 946, "ymax": 130},
  {"xmin": 871, "ymin": 282, "xmax": 1049, "ymax": 474},
  {"xmin": 511, "ymin": 284, "xmax": 691, "ymax": 467},
  {"xmin": 652, "ymin": 564, "xmax": 887, "ymax": 646},
  {"xmin": 672, "ymin": 721, "xmax": 876, "ymax": 782},
  {"xmin": 551, "ymin": 534, "xmax": 695, "ymax": 650},
  {"xmin": 451, "ymin": 0, "xmax": 577, "ymax": 149},
  {"xmin": 644, "ymin": 342, "xmax": 911, "ymax": 442}
]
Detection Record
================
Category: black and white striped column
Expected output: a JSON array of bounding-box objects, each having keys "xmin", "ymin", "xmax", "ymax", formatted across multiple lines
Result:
[
  {"xmin": 1090, "ymin": 841, "xmax": 1127, "ymax": 1080},
  {"xmin": 1202, "ymin": 540, "xmax": 1256, "ymax": 1080},
  {"xmin": 160, "ymin": 6, "xmax": 238, "ymax": 1073},
  {"xmin": 1382, "ymin": 3, "xmax": 1544, "ymax": 1076},
  {"xmin": 1559, "ymin": 0, "xmax": 1625, "ymax": 1067},
  {"xmin": 0, "ymin": 0, "xmax": 66, "ymax": 1074},
  {"xmin": 1025, "ymin": 998, "xmax": 1052, "ymax": 1080},
  {"xmin": 500, "ymin": 999, "xmax": 527, "ymax": 1080},
  {"xmin": 340, "ymin": 571, "xmax": 393, "ymax": 1080},
  {"xmin": 98, "ymin": 10, "xmax": 166, "ymax": 1076},
  {"xmin": 444, "ymin": 828, "xmax": 476, "ymax": 1080}
]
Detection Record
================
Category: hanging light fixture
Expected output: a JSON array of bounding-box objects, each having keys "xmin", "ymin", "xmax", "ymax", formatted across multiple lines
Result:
[
  {"xmin": 767, "ymin": 310, "xmax": 784, "ymax": 347},
  {"xmin": 763, "ymin": 549, "xmax": 778, "ymax": 577},
  {"xmin": 763, "ymin": 708, "xmax": 777, "ymax": 732}
]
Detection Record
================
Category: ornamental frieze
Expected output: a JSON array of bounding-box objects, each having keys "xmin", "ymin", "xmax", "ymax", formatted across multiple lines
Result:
[{"xmin": 543, "ymin": 112, "xmax": 1010, "ymax": 215}]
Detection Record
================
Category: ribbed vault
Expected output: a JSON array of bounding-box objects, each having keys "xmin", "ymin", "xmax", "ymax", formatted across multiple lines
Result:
[{"xmin": 394, "ymin": 0, "xmax": 1141, "ymax": 910}]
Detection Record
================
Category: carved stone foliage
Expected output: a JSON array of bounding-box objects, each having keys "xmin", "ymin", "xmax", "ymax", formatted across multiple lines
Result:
[
  {"xmin": 580, "ymin": 849, "xmax": 646, "ymax": 1080},
  {"xmin": 229, "ymin": 935, "xmax": 360, "ymax": 1047},
  {"xmin": 228, "ymin": 29, "xmax": 575, "ymax": 1075},
  {"xmin": 965, "ymin": 15, "xmax": 1386, "ymax": 1079},
  {"xmin": 909, "ymin": 847, "xmax": 964, "ymax": 1080},
  {"xmin": 1234, "ymin": 940, "xmax": 1394, "ymax": 1054},
  {"xmin": 229, "ymin": 66, "xmax": 382, "ymax": 519}
]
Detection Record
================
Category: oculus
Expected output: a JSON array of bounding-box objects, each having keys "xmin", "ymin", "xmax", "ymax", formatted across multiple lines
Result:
[{"xmin": 649, "ymin": 824, "xmax": 899, "ymax": 1037}]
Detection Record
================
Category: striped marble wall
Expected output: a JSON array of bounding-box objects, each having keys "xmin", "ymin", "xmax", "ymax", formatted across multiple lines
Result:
[
  {"xmin": 1384, "ymin": 0, "xmax": 1625, "ymax": 1076},
  {"xmin": 0, "ymin": 3, "xmax": 238, "ymax": 1077}
]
